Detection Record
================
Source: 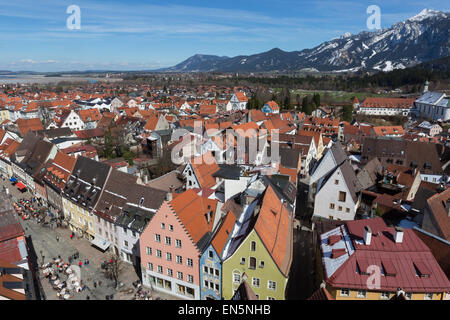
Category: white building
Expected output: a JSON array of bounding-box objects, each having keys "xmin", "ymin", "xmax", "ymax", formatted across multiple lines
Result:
[
  {"xmin": 226, "ymin": 92, "xmax": 248, "ymax": 111},
  {"xmin": 413, "ymin": 91, "xmax": 450, "ymax": 121},
  {"xmin": 312, "ymin": 160, "xmax": 362, "ymax": 221},
  {"xmin": 357, "ymin": 97, "xmax": 415, "ymax": 116}
]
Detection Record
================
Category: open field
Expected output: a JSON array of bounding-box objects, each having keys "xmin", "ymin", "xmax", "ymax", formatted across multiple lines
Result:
[{"xmin": 289, "ymin": 89, "xmax": 394, "ymax": 102}]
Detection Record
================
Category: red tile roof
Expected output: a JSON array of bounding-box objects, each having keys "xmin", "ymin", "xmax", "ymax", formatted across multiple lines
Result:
[
  {"xmin": 16, "ymin": 118, "xmax": 43, "ymax": 136},
  {"xmin": 426, "ymin": 189, "xmax": 450, "ymax": 241},
  {"xmin": 211, "ymin": 211, "xmax": 236, "ymax": 255},
  {"xmin": 191, "ymin": 152, "xmax": 219, "ymax": 189},
  {"xmin": 169, "ymin": 189, "xmax": 218, "ymax": 245},
  {"xmin": 323, "ymin": 217, "xmax": 450, "ymax": 293},
  {"xmin": 360, "ymin": 97, "xmax": 415, "ymax": 109},
  {"xmin": 254, "ymin": 184, "xmax": 293, "ymax": 277}
]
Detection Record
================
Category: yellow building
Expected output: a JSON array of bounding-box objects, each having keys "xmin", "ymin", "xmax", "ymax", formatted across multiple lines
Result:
[
  {"xmin": 318, "ymin": 217, "xmax": 450, "ymax": 300},
  {"xmin": 0, "ymin": 108, "xmax": 10, "ymax": 122},
  {"xmin": 327, "ymin": 287, "xmax": 445, "ymax": 300},
  {"xmin": 222, "ymin": 185, "xmax": 293, "ymax": 300},
  {"xmin": 62, "ymin": 197, "xmax": 96, "ymax": 240},
  {"xmin": 61, "ymin": 156, "xmax": 111, "ymax": 240}
]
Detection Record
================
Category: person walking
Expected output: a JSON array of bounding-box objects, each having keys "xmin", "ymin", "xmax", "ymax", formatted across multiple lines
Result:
[
  {"xmin": 56, "ymin": 235, "xmax": 59, "ymax": 242},
  {"xmin": 78, "ymin": 261, "xmax": 83, "ymax": 268}
]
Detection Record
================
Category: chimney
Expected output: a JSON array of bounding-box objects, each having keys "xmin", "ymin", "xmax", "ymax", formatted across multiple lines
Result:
[
  {"xmin": 364, "ymin": 226, "xmax": 372, "ymax": 245},
  {"xmin": 394, "ymin": 226, "xmax": 404, "ymax": 243},
  {"xmin": 166, "ymin": 192, "xmax": 173, "ymax": 201},
  {"xmin": 169, "ymin": 185, "xmax": 174, "ymax": 193}
]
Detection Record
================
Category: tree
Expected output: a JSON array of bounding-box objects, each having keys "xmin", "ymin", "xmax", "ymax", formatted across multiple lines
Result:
[
  {"xmin": 103, "ymin": 253, "xmax": 124, "ymax": 290},
  {"xmin": 342, "ymin": 105, "xmax": 353, "ymax": 122},
  {"xmin": 103, "ymin": 129, "xmax": 114, "ymax": 159},
  {"xmin": 313, "ymin": 93, "xmax": 321, "ymax": 108},
  {"xmin": 123, "ymin": 150, "xmax": 134, "ymax": 165}
]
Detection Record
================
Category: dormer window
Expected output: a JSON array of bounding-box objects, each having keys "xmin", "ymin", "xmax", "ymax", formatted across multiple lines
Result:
[{"xmin": 139, "ymin": 197, "xmax": 144, "ymax": 205}]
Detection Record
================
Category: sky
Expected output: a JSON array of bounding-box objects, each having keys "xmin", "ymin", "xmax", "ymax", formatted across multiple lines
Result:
[{"xmin": 0, "ymin": 0, "xmax": 448, "ymax": 72}]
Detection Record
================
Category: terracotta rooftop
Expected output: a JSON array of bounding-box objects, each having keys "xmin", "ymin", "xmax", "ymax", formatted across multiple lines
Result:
[
  {"xmin": 169, "ymin": 189, "xmax": 218, "ymax": 246},
  {"xmin": 254, "ymin": 184, "xmax": 293, "ymax": 277}
]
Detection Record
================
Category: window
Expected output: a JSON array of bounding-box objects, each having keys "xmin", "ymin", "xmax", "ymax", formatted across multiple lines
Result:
[
  {"xmin": 156, "ymin": 249, "xmax": 162, "ymax": 258},
  {"xmin": 204, "ymin": 280, "xmax": 208, "ymax": 287},
  {"xmin": 146, "ymin": 247, "xmax": 152, "ymax": 255},
  {"xmin": 169, "ymin": 225, "xmax": 173, "ymax": 231},
  {"xmin": 132, "ymin": 231, "xmax": 136, "ymax": 238},
  {"xmin": 346, "ymin": 208, "xmax": 350, "ymax": 213},
  {"xmin": 124, "ymin": 240, "xmax": 128, "ymax": 247},
  {"xmin": 123, "ymin": 227, "xmax": 127, "ymax": 234},
  {"xmin": 155, "ymin": 234, "xmax": 161, "ymax": 243},
  {"xmin": 167, "ymin": 268, "xmax": 173, "ymax": 277},
  {"xmin": 267, "ymin": 281, "xmax": 276, "ymax": 290},
  {"xmin": 267, "ymin": 297, "xmax": 275, "ymax": 300},
  {"xmin": 176, "ymin": 255, "xmax": 182, "ymax": 264},
  {"xmin": 357, "ymin": 290, "xmax": 367, "ymax": 298},
  {"xmin": 147, "ymin": 262, "xmax": 153, "ymax": 271},
  {"xmin": 259, "ymin": 261, "xmax": 265, "ymax": 268},
  {"xmin": 187, "ymin": 258, "xmax": 193, "ymax": 267},
  {"xmin": 215, "ymin": 269, "xmax": 219, "ymax": 276},
  {"xmin": 381, "ymin": 292, "xmax": 390, "ymax": 299},
  {"xmin": 209, "ymin": 267, "xmax": 214, "ymax": 275},
  {"xmin": 334, "ymin": 179, "xmax": 339, "ymax": 185},
  {"xmin": 329, "ymin": 203, "xmax": 335, "ymax": 209},
  {"xmin": 338, "ymin": 206, "xmax": 342, "ymax": 211},
  {"xmin": 424, "ymin": 293, "xmax": 433, "ymax": 300},
  {"xmin": 166, "ymin": 252, "xmax": 172, "ymax": 261},
  {"xmin": 233, "ymin": 272, "xmax": 241, "ymax": 283},
  {"xmin": 240, "ymin": 257, "xmax": 246, "ymax": 265},
  {"xmin": 215, "ymin": 283, "xmax": 219, "ymax": 291},
  {"xmin": 340, "ymin": 289, "xmax": 350, "ymax": 297},
  {"xmin": 165, "ymin": 236, "xmax": 171, "ymax": 246},
  {"xmin": 405, "ymin": 293, "xmax": 412, "ymax": 300},
  {"xmin": 252, "ymin": 278, "xmax": 260, "ymax": 288},
  {"xmin": 161, "ymin": 223, "xmax": 165, "ymax": 230},
  {"xmin": 177, "ymin": 272, "xmax": 183, "ymax": 280},
  {"xmin": 157, "ymin": 265, "xmax": 163, "ymax": 274},
  {"xmin": 250, "ymin": 241, "xmax": 256, "ymax": 252},
  {"xmin": 249, "ymin": 257, "xmax": 256, "ymax": 269},
  {"xmin": 338, "ymin": 191, "xmax": 346, "ymax": 202},
  {"xmin": 176, "ymin": 239, "xmax": 182, "ymax": 248},
  {"xmin": 208, "ymin": 250, "xmax": 214, "ymax": 259},
  {"xmin": 188, "ymin": 275, "xmax": 193, "ymax": 283},
  {"xmin": 203, "ymin": 266, "xmax": 208, "ymax": 273}
]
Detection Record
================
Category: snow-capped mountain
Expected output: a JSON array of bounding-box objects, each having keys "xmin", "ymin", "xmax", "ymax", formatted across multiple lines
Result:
[{"xmin": 160, "ymin": 9, "xmax": 449, "ymax": 73}]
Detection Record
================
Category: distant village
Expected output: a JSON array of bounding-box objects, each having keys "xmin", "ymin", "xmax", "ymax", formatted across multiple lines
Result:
[{"xmin": 0, "ymin": 79, "xmax": 449, "ymax": 301}]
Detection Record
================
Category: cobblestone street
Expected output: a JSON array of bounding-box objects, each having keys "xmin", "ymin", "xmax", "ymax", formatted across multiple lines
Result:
[{"xmin": 1, "ymin": 176, "xmax": 179, "ymax": 300}]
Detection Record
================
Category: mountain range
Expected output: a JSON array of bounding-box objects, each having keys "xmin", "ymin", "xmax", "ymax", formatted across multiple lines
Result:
[{"xmin": 160, "ymin": 9, "xmax": 450, "ymax": 73}]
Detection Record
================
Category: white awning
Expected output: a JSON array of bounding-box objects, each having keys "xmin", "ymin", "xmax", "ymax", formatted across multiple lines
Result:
[{"xmin": 90, "ymin": 237, "xmax": 110, "ymax": 251}]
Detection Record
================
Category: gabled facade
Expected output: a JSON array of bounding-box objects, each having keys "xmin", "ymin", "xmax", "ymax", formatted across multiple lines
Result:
[
  {"xmin": 199, "ymin": 210, "xmax": 236, "ymax": 300},
  {"xmin": 222, "ymin": 185, "xmax": 293, "ymax": 300},
  {"xmin": 226, "ymin": 92, "xmax": 248, "ymax": 111},
  {"xmin": 313, "ymin": 160, "xmax": 362, "ymax": 221},
  {"xmin": 140, "ymin": 190, "xmax": 218, "ymax": 300},
  {"xmin": 262, "ymin": 101, "xmax": 280, "ymax": 114}
]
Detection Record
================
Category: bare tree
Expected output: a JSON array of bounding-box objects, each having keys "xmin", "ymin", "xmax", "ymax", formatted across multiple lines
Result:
[{"xmin": 104, "ymin": 253, "xmax": 124, "ymax": 290}]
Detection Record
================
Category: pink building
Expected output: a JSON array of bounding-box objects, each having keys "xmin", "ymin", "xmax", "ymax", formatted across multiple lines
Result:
[{"xmin": 140, "ymin": 189, "xmax": 217, "ymax": 299}]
